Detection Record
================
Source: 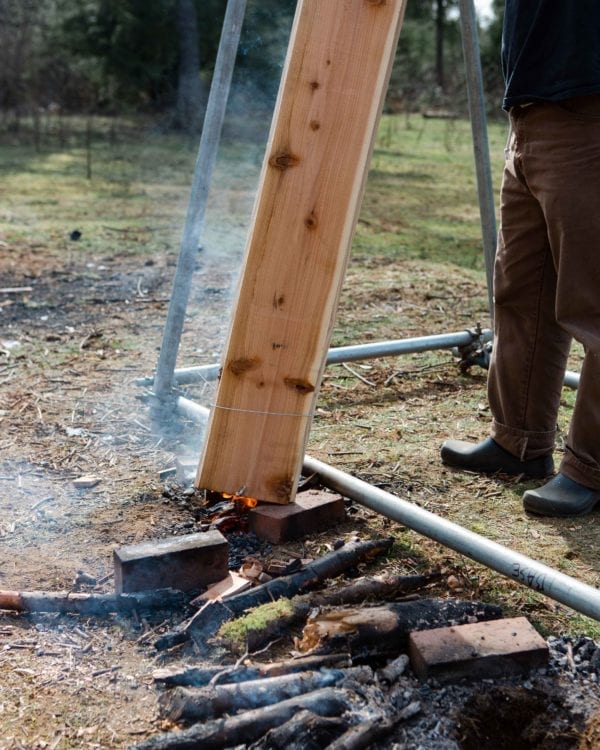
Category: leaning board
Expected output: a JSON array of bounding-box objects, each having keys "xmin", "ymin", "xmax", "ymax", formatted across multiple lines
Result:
[{"xmin": 197, "ymin": 0, "xmax": 407, "ymax": 503}]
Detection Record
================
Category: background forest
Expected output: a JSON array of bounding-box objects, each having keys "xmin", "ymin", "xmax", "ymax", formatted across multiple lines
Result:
[{"xmin": 0, "ymin": 0, "xmax": 505, "ymax": 142}]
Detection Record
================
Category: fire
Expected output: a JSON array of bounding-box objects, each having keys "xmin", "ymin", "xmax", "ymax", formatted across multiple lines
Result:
[{"xmin": 222, "ymin": 492, "xmax": 258, "ymax": 509}]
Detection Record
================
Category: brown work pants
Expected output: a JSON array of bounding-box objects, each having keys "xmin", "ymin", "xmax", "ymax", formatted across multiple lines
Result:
[{"xmin": 489, "ymin": 95, "xmax": 600, "ymax": 490}]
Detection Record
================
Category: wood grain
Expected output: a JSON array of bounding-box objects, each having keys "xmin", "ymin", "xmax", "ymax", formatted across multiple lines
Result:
[{"xmin": 197, "ymin": 0, "xmax": 407, "ymax": 502}]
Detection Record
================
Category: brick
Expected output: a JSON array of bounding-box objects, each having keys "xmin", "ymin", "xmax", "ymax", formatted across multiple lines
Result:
[
  {"xmin": 248, "ymin": 489, "xmax": 345, "ymax": 544},
  {"xmin": 408, "ymin": 616, "xmax": 548, "ymax": 683},
  {"xmin": 113, "ymin": 530, "xmax": 228, "ymax": 594}
]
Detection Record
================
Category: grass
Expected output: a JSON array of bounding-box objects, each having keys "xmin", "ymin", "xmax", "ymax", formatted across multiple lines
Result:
[
  {"xmin": 218, "ymin": 598, "xmax": 294, "ymax": 652},
  {"xmin": 1, "ymin": 112, "xmax": 598, "ymax": 641}
]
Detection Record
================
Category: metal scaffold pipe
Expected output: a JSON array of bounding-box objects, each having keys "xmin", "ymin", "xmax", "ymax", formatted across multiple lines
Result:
[
  {"xmin": 166, "ymin": 398, "xmax": 596, "ymax": 619},
  {"xmin": 459, "ymin": 0, "xmax": 497, "ymax": 317},
  {"xmin": 302, "ymin": 455, "xmax": 600, "ymax": 622},
  {"xmin": 136, "ymin": 328, "xmax": 493, "ymax": 386},
  {"xmin": 153, "ymin": 0, "xmax": 247, "ymax": 400}
]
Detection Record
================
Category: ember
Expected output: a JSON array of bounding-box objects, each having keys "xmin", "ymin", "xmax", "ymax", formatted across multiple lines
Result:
[{"xmin": 223, "ymin": 492, "xmax": 258, "ymax": 509}]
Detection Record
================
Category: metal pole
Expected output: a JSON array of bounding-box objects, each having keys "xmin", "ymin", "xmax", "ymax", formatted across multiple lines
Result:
[
  {"xmin": 153, "ymin": 0, "xmax": 247, "ymax": 400},
  {"xmin": 161, "ymin": 403, "xmax": 598, "ymax": 620},
  {"xmin": 302, "ymin": 455, "xmax": 600, "ymax": 621},
  {"xmin": 459, "ymin": 0, "xmax": 497, "ymax": 317},
  {"xmin": 175, "ymin": 396, "xmax": 210, "ymax": 424},
  {"xmin": 136, "ymin": 328, "xmax": 493, "ymax": 386},
  {"xmin": 564, "ymin": 370, "xmax": 580, "ymax": 389},
  {"xmin": 168, "ymin": 390, "xmax": 596, "ymax": 618}
]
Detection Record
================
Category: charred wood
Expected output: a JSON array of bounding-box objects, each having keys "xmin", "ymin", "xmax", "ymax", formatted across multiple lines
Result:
[
  {"xmin": 159, "ymin": 666, "xmax": 371, "ymax": 722},
  {"xmin": 250, "ymin": 709, "xmax": 348, "ymax": 749},
  {"xmin": 298, "ymin": 598, "xmax": 503, "ymax": 655},
  {"xmin": 154, "ymin": 538, "xmax": 393, "ymax": 652},
  {"xmin": 217, "ymin": 572, "xmax": 442, "ymax": 652},
  {"xmin": 0, "ymin": 588, "xmax": 188, "ymax": 616},
  {"xmin": 153, "ymin": 653, "xmax": 352, "ymax": 688},
  {"xmin": 325, "ymin": 716, "xmax": 397, "ymax": 750},
  {"xmin": 378, "ymin": 653, "xmax": 410, "ymax": 683},
  {"xmin": 325, "ymin": 703, "xmax": 420, "ymax": 750},
  {"xmin": 310, "ymin": 571, "xmax": 442, "ymax": 606},
  {"xmin": 153, "ymin": 663, "xmax": 262, "ymax": 688},
  {"xmin": 130, "ymin": 687, "xmax": 352, "ymax": 750}
]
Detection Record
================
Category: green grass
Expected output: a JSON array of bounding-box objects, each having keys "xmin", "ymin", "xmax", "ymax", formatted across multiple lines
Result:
[{"xmin": 358, "ymin": 114, "xmax": 506, "ymax": 271}]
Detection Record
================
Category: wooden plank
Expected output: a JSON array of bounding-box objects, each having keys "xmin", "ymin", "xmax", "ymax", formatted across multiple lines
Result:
[{"xmin": 197, "ymin": 0, "xmax": 407, "ymax": 503}]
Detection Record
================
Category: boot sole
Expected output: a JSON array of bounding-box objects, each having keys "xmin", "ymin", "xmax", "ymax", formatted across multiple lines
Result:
[{"xmin": 523, "ymin": 492, "xmax": 600, "ymax": 517}]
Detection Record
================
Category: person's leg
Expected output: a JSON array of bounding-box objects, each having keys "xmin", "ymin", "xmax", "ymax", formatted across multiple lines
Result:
[
  {"xmin": 488, "ymin": 109, "xmax": 571, "ymax": 462},
  {"xmin": 441, "ymin": 108, "xmax": 569, "ymax": 477},
  {"xmin": 520, "ymin": 97, "xmax": 600, "ymax": 513}
]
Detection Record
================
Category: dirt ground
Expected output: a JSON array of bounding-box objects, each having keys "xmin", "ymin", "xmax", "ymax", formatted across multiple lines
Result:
[{"xmin": 0, "ymin": 227, "xmax": 599, "ymax": 748}]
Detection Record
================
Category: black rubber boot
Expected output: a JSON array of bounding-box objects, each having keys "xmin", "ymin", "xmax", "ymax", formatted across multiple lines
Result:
[
  {"xmin": 523, "ymin": 473, "xmax": 600, "ymax": 516},
  {"xmin": 440, "ymin": 437, "xmax": 554, "ymax": 479}
]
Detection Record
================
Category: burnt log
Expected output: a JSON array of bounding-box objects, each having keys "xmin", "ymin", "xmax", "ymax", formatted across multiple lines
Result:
[
  {"xmin": 153, "ymin": 653, "xmax": 352, "ymax": 688},
  {"xmin": 0, "ymin": 588, "xmax": 188, "ymax": 616},
  {"xmin": 159, "ymin": 666, "xmax": 371, "ymax": 722},
  {"xmin": 217, "ymin": 571, "xmax": 442, "ymax": 652},
  {"xmin": 325, "ymin": 716, "xmax": 398, "ymax": 750},
  {"xmin": 298, "ymin": 598, "xmax": 503, "ymax": 655},
  {"xmin": 155, "ymin": 537, "xmax": 393, "ymax": 651},
  {"xmin": 310, "ymin": 571, "xmax": 441, "ymax": 606},
  {"xmin": 129, "ymin": 687, "xmax": 352, "ymax": 750},
  {"xmin": 250, "ymin": 709, "xmax": 347, "ymax": 749}
]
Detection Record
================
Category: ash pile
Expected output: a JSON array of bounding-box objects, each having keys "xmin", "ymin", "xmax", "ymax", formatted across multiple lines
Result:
[{"xmin": 121, "ymin": 491, "xmax": 599, "ymax": 750}]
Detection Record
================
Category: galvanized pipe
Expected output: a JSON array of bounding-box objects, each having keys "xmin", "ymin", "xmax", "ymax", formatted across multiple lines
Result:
[
  {"xmin": 302, "ymin": 455, "xmax": 600, "ymax": 621},
  {"xmin": 175, "ymin": 396, "xmax": 210, "ymax": 424},
  {"xmin": 153, "ymin": 0, "xmax": 247, "ymax": 399},
  {"xmin": 564, "ymin": 370, "xmax": 580, "ymax": 389},
  {"xmin": 324, "ymin": 329, "xmax": 491, "ymax": 365},
  {"xmin": 166, "ymin": 398, "xmax": 597, "ymax": 618},
  {"xmin": 459, "ymin": 0, "xmax": 497, "ymax": 317},
  {"xmin": 136, "ymin": 328, "xmax": 493, "ymax": 386}
]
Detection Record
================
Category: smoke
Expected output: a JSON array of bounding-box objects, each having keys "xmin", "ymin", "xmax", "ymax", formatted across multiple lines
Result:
[{"xmin": 159, "ymin": 3, "xmax": 296, "ymax": 465}]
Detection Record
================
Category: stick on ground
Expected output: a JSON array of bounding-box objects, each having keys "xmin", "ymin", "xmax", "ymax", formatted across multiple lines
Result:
[
  {"xmin": 130, "ymin": 687, "xmax": 353, "ymax": 750},
  {"xmin": 154, "ymin": 537, "xmax": 393, "ymax": 651},
  {"xmin": 159, "ymin": 666, "xmax": 371, "ymax": 723}
]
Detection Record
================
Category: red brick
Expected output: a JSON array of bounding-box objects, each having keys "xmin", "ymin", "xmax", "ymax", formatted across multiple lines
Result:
[
  {"xmin": 113, "ymin": 530, "xmax": 228, "ymax": 594},
  {"xmin": 249, "ymin": 489, "xmax": 346, "ymax": 544},
  {"xmin": 408, "ymin": 616, "xmax": 548, "ymax": 682}
]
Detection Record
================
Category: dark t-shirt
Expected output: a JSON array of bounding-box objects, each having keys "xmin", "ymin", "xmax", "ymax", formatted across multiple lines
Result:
[{"xmin": 502, "ymin": 0, "xmax": 600, "ymax": 109}]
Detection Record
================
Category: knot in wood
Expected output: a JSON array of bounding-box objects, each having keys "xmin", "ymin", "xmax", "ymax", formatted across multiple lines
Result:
[
  {"xmin": 228, "ymin": 357, "xmax": 261, "ymax": 376},
  {"xmin": 269, "ymin": 151, "xmax": 300, "ymax": 171},
  {"xmin": 304, "ymin": 212, "xmax": 318, "ymax": 230},
  {"xmin": 284, "ymin": 377, "xmax": 315, "ymax": 394}
]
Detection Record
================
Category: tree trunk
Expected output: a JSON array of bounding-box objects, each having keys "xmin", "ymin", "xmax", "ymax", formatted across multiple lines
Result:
[
  {"xmin": 435, "ymin": 0, "xmax": 446, "ymax": 92},
  {"xmin": 174, "ymin": 0, "xmax": 205, "ymax": 131}
]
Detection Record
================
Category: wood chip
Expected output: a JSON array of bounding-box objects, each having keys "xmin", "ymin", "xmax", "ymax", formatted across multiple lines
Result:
[
  {"xmin": 73, "ymin": 476, "xmax": 101, "ymax": 488},
  {"xmin": 192, "ymin": 572, "xmax": 252, "ymax": 603}
]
